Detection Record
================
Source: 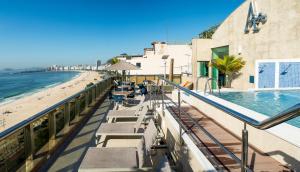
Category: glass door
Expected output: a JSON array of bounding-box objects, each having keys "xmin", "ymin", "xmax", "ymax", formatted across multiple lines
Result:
[{"xmin": 211, "ymin": 46, "xmax": 229, "ymax": 89}]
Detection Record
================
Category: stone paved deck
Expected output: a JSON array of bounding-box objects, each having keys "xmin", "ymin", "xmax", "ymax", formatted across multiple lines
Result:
[{"xmin": 41, "ymin": 98, "xmax": 112, "ymax": 172}]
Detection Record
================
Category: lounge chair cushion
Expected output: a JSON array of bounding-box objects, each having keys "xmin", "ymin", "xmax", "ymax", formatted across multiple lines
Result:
[
  {"xmin": 106, "ymin": 110, "xmax": 136, "ymax": 118},
  {"xmin": 97, "ymin": 123, "xmax": 135, "ymax": 135},
  {"xmin": 79, "ymin": 147, "xmax": 138, "ymax": 171}
]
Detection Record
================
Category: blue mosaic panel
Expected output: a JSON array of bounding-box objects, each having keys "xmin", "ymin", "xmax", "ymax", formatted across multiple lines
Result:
[
  {"xmin": 258, "ymin": 62, "xmax": 275, "ymax": 88},
  {"xmin": 279, "ymin": 62, "xmax": 300, "ymax": 88}
]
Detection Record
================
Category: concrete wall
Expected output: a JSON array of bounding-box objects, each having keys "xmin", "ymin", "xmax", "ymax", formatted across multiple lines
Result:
[
  {"xmin": 191, "ymin": 39, "xmax": 213, "ymax": 90},
  {"xmin": 193, "ymin": 0, "xmax": 300, "ymax": 90},
  {"xmin": 156, "ymin": 105, "xmax": 215, "ymax": 171}
]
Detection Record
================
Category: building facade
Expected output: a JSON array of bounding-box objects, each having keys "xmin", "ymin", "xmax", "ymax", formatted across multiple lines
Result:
[
  {"xmin": 123, "ymin": 41, "xmax": 192, "ymax": 75},
  {"xmin": 192, "ymin": 0, "xmax": 300, "ymax": 91}
]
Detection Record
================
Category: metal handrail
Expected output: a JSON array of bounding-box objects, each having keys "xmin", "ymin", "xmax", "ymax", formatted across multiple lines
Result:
[
  {"xmin": 158, "ymin": 76, "xmax": 300, "ymax": 171},
  {"xmin": 162, "ymin": 96, "xmax": 245, "ymax": 170},
  {"xmin": 160, "ymin": 76, "xmax": 300, "ymax": 130},
  {"xmin": 0, "ymin": 76, "xmax": 113, "ymax": 139},
  {"xmin": 195, "ymin": 76, "xmax": 206, "ymax": 92},
  {"xmin": 204, "ymin": 77, "xmax": 220, "ymax": 95}
]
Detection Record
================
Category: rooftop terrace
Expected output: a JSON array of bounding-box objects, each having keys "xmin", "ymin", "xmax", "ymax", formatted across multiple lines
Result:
[{"xmin": 0, "ymin": 76, "xmax": 299, "ymax": 171}]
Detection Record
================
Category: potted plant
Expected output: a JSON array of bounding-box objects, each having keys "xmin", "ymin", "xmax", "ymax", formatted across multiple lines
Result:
[{"xmin": 211, "ymin": 55, "xmax": 245, "ymax": 88}]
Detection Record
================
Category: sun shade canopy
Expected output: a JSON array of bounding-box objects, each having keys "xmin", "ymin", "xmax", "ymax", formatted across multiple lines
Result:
[{"xmin": 105, "ymin": 61, "xmax": 140, "ymax": 71}]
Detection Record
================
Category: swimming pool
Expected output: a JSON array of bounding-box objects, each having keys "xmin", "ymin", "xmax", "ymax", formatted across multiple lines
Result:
[{"xmin": 213, "ymin": 90, "xmax": 300, "ymax": 128}]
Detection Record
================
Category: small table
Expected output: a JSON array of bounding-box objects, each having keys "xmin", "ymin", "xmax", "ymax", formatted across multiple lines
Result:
[
  {"xmin": 117, "ymin": 85, "xmax": 131, "ymax": 90},
  {"xmin": 112, "ymin": 91, "xmax": 133, "ymax": 97},
  {"xmin": 120, "ymin": 81, "xmax": 131, "ymax": 85}
]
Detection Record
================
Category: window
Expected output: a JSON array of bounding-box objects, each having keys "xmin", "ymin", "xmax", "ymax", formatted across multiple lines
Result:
[
  {"xmin": 136, "ymin": 62, "xmax": 141, "ymax": 67},
  {"xmin": 197, "ymin": 61, "xmax": 209, "ymax": 77}
]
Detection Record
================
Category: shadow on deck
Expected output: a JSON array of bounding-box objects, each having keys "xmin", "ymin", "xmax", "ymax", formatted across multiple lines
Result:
[{"xmin": 40, "ymin": 98, "xmax": 113, "ymax": 172}]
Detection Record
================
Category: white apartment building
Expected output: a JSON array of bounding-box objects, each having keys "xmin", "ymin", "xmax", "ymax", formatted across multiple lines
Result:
[{"xmin": 123, "ymin": 41, "xmax": 192, "ymax": 75}]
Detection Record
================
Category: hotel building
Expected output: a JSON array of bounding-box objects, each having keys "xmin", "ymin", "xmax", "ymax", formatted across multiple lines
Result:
[{"xmin": 192, "ymin": 0, "xmax": 300, "ymax": 91}]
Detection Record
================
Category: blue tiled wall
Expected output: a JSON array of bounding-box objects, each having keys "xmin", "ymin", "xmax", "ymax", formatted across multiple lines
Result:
[
  {"xmin": 258, "ymin": 62, "xmax": 275, "ymax": 88},
  {"xmin": 279, "ymin": 62, "xmax": 300, "ymax": 88}
]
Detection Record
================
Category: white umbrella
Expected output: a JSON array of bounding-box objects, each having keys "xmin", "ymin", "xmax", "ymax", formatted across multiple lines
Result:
[
  {"xmin": 105, "ymin": 61, "xmax": 140, "ymax": 90},
  {"xmin": 105, "ymin": 61, "xmax": 140, "ymax": 71}
]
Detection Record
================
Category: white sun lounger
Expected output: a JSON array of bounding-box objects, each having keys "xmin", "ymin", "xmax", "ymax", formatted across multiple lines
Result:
[
  {"xmin": 97, "ymin": 119, "xmax": 157, "ymax": 148},
  {"xmin": 80, "ymin": 120, "xmax": 160, "ymax": 171},
  {"xmin": 79, "ymin": 147, "xmax": 139, "ymax": 172},
  {"xmin": 95, "ymin": 115, "xmax": 145, "ymax": 145},
  {"xmin": 106, "ymin": 104, "xmax": 149, "ymax": 123}
]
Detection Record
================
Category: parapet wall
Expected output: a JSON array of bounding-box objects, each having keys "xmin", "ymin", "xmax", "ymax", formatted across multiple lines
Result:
[{"xmin": 156, "ymin": 104, "xmax": 216, "ymax": 171}]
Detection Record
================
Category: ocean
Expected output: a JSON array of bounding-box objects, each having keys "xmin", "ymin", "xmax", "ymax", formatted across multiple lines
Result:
[{"xmin": 0, "ymin": 70, "xmax": 80, "ymax": 104}]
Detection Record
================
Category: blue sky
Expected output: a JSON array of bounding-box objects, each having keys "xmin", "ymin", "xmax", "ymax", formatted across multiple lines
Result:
[{"xmin": 0, "ymin": 0, "xmax": 244, "ymax": 69}]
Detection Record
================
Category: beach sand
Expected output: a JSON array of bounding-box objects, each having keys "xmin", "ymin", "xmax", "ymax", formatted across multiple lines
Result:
[{"xmin": 0, "ymin": 71, "xmax": 102, "ymax": 132}]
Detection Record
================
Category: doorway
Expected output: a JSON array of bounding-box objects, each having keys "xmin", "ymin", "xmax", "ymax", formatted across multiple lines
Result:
[{"xmin": 211, "ymin": 46, "xmax": 229, "ymax": 89}]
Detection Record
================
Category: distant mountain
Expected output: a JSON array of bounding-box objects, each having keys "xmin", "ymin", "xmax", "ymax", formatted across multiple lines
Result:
[
  {"xmin": 0, "ymin": 67, "xmax": 47, "ymax": 74},
  {"xmin": 16, "ymin": 69, "xmax": 47, "ymax": 74},
  {"xmin": 3, "ymin": 68, "xmax": 14, "ymax": 71},
  {"xmin": 14, "ymin": 68, "xmax": 47, "ymax": 74}
]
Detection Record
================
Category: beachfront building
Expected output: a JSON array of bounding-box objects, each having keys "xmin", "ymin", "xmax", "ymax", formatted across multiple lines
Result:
[
  {"xmin": 192, "ymin": 0, "xmax": 300, "ymax": 91},
  {"xmin": 123, "ymin": 41, "xmax": 192, "ymax": 75},
  {"xmin": 96, "ymin": 60, "xmax": 101, "ymax": 70}
]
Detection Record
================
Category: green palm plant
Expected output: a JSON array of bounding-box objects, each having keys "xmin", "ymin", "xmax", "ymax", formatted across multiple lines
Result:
[
  {"xmin": 111, "ymin": 57, "xmax": 120, "ymax": 64},
  {"xmin": 106, "ymin": 57, "xmax": 120, "ymax": 64},
  {"xmin": 211, "ymin": 55, "xmax": 245, "ymax": 88}
]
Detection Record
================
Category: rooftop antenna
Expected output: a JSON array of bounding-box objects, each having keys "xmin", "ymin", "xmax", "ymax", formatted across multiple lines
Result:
[{"xmin": 166, "ymin": 24, "xmax": 169, "ymax": 43}]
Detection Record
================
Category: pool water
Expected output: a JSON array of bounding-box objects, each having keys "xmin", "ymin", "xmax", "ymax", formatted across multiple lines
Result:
[{"xmin": 214, "ymin": 90, "xmax": 300, "ymax": 128}]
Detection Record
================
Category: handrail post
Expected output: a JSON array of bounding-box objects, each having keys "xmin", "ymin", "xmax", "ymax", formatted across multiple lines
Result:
[
  {"xmin": 95, "ymin": 84, "xmax": 98, "ymax": 97},
  {"xmin": 153, "ymin": 85, "xmax": 156, "ymax": 113},
  {"xmin": 161, "ymin": 80, "xmax": 165, "ymax": 116},
  {"xmin": 99, "ymin": 82, "xmax": 102, "ymax": 96},
  {"xmin": 85, "ymin": 90, "xmax": 89, "ymax": 109},
  {"xmin": 24, "ymin": 124, "xmax": 34, "ymax": 172},
  {"xmin": 64, "ymin": 102, "xmax": 70, "ymax": 134},
  {"xmin": 177, "ymin": 87, "xmax": 183, "ymax": 144},
  {"xmin": 99, "ymin": 82, "xmax": 101, "ymax": 96},
  {"xmin": 149, "ymin": 85, "xmax": 152, "ymax": 110},
  {"xmin": 178, "ymin": 88, "xmax": 181, "ymax": 117},
  {"xmin": 94, "ymin": 86, "xmax": 97, "ymax": 100},
  {"xmin": 48, "ymin": 111, "xmax": 56, "ymax": 152},
  {"xmin": 241, "ymin": 123, "xmax": 248, "ymax": 172},
  {"xmin": 75, "ymin": 98, "xmax": 80, "ymax": 121},
  {"xmin": 100, "ymin": 82, "xmax": 103, "ymax": 97},
  {"xmin": 92, "ymin": 87, "xmax": 96, "ymax": 103},
  {"xmin": 106, "ymin": 79, "xmax": 108, "ymax": 90},
  {"xmin": 98, "ymin": 83, "xmax": 101, "ymax": 98}
]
